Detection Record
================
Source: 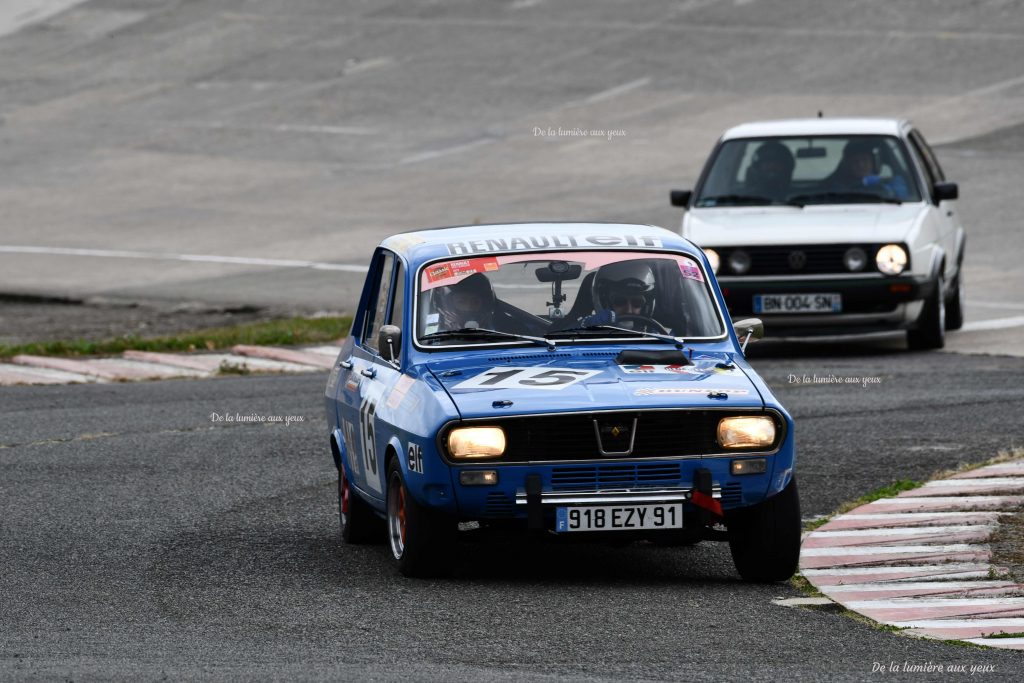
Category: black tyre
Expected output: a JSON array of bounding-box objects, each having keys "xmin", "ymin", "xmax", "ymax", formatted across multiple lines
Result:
[
  {"xmin": 907, "ymin": 274, "xmax": 946, "ymax": 350},
  {"xmin": 945, "ymin": 270, "xmax": 964, "ymax": 331},
  {"xmin": 727, "ymin": 478, "xmax": 801, "ymax": 582},
  {"xmin": 386, "ymin": 459, "xmax": 456, "ymax": 577},
  {"xmin": 338, "ymin": 466, "xmax": 380, "ymax": 544}
]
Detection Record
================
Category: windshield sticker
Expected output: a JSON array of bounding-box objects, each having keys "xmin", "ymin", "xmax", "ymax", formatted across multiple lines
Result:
[
  {"xmin": 621, "ymin": 364, "xmax": 698, "ymax": 374},
  {"xmin": 680, "ymin": 261, "xmax": 704, "ymax": 282},
  {"xmin": 634, "ymin": 387, "xmax": 749, "ymax": 396},
  {"xmin": 446, "ymin": 234, "xmax": 663, "ymax": 256},
  {"xmin": 452, "ymin": 366, "xmax": 602, "ymax": 391},
  {"xmin": 425, "ymin": 256, "xmax": 500, "ymax": 284}
]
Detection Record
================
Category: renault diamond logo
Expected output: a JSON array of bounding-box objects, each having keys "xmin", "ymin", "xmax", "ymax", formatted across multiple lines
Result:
[
  {"xmin": 788, "ymin": 250, "xmax": 807, "ymax": 270},
  {"xmin": 593, "ymin": 417, "xmax": 638, "ymax": 456}
]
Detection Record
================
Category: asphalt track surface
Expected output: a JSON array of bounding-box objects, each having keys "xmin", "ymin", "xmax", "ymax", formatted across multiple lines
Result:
[
  {"xmin": 3, "ymin": 350, "xmax": 1024, "ymax": 681},
  {"xmin": 4, "ymin": 0, "xmax": 1024, "ymax": 680}
]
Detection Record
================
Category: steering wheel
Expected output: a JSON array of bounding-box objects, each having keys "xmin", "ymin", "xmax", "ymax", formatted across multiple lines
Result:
[{"xmin": 616, "ymin": 314, "xmax": 671, "ymax": 335}]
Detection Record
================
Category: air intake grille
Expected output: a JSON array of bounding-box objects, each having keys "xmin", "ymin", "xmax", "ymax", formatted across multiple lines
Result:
[{"xmin": 551, "ymin": 463, "xmax": 684, "ymax": 490}]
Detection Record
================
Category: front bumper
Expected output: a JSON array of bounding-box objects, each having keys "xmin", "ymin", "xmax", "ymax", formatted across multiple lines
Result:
[
  {"xmin": 719, "ymin": 273, "xmax": 935, "ymax": 335},
  {"xmin": 449, "ymin": 456, "xmax": 785, "ymax": 524}
]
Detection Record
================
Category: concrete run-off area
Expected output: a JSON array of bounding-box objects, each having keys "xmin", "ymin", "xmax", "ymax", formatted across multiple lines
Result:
[
  {"xmin": 801, "ymin": 459, "xmax": 1024, "ymax": 649},
  {"xmin": 0, "ymin": 343, "xmax": 339, "ymax": 385}
]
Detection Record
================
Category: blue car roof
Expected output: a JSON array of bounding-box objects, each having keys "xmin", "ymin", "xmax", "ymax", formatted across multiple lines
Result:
[{"xmin": 379, "ymin": 222, "xmax": 698, "ymax": 265}]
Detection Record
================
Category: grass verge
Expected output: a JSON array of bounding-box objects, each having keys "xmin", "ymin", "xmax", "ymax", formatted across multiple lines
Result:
[{"xmin": 0, "ymin": 316, "xmax": 351, "ymax": 360}]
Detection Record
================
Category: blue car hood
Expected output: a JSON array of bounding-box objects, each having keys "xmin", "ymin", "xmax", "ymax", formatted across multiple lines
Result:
[{"xmin": 425, "ymin": 350, "xmax": 764, "ymax": 419}]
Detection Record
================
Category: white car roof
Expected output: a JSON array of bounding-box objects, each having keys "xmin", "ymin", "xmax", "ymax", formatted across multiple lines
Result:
[{"xmin": 722, "ymin": 118, "xmax": 908, "ymax": 140}]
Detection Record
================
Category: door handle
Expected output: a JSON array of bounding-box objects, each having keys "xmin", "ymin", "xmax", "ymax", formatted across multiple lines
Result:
[
  {"xmin": 339, "ymin": 359, "xmax": 353, "ymax": 370},
  {"xmin": 361, "ymin": 367, "xmax": 377, "ymax": 379}
]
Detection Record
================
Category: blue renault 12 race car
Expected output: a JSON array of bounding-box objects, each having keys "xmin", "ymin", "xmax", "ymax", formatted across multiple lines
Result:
[{"xmin": 324, "ymin": 223, "xmax": 800, "ymax": 581}]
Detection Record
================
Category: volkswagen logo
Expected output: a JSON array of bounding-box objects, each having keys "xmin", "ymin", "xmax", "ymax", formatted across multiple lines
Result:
[{"xmin": 788, "ymin": 250, "xmax": 807, "ymax": 270}]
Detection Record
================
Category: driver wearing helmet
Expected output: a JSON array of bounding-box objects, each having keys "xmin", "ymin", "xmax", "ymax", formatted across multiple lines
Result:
[
  {"xmin": 436, "ymin": 272, "xmax": 497, "ymax": 331},
  {"xmin": 581, "ymin": 261, "xmax": 658, "ymax": 329},
  {"xmin": 745, "ymin": 141, "xmax": 794, "ymax": 201}
]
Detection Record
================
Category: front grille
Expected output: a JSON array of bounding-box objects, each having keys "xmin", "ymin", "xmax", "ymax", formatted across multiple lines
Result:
[
  {"xmin": 719, "ymin": 244, "xmax": 881, "ymax": 276},
  {"xmin": 551, "ymin": 463, "xmax": 683, "ymax": 490},
  {"xmin": 451, "ymin": 410, "xmax": 779, "ymax": 463}
]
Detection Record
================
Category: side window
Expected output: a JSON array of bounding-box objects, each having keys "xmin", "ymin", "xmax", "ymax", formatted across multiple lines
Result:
[
  {"xmin": 389, "ymin": 261, "xmax": 405, "ymax": 327},
  {"xmin": 910, "ymin": 130, "xmax": 946, "ymax": 181},
  {"xmin": 362, "ymin": 251, "xmax": 396, "ymax": 353}
]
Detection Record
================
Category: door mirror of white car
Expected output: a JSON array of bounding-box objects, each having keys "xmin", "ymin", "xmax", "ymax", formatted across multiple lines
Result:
[
  {"xmin": 670, "ymin": 189, "xmax": 692, "ymax": 208},
  {"xmin": 733, "ymin": 318, "xmax": 764, "ymax": 353},
  {"xmin": 378, "ymin": 325, "xmax": 402, "ymax": 365},
  {"xmin": 933, "ymin": 181, "xmax": 958, "ymax": 202}
]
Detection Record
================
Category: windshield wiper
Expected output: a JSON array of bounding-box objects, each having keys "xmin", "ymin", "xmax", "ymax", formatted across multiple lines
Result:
[
  {"xmin": 420, "ymin": 327, "xmax": 555, "ymax": 350},
  {"xmin": 787, "ymin": 191, "xmax": 903, "ymax": 205},
  {"xmin": 546, "ymin": 324, "xmax": 686, "ymax": 349},
  {"xmin": 699, "ymin": 194, "xmax": 807, "ymax": 208},
  {"xmin": 697, "ymin": 194, "xmax": 773, "ymax": 206}
]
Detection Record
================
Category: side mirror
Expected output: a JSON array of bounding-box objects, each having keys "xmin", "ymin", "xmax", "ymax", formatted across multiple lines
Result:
[
  {"xmin": 933, "ymin": 181, "xmax": 958, "ymax": 202},
  {"xmin": 670, "ymin": 189, "xmax": 692, "ymax": 208},
  {"xmin": 732, "ymin": 318, "xmax": 764, "ymax": 353},
  {"xmin": 378, "ymin": 324, "xmax": 402, "ymax": 364}
]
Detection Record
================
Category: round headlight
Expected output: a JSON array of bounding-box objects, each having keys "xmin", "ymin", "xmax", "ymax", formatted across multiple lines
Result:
[
  {"xmin": 704, "ymin": 248, "xmax": 720, "ymax": 274},
  {"xmin": 876, "ymin": 244, "xmax": 908, "ymax": 275},
  {"xmin": 843, "ymin": 247, "xmax": 867, "ymax": 272},
  {"xmin": 727, "ymin": 250, "xmax": 751, "ymax": 275}
]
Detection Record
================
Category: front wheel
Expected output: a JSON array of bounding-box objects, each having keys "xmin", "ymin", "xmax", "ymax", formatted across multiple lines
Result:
[
  {"xmin": 907, "ymin": 274, "xmax": 946, "ymax": 350},
  {"xmin": 727, "ymin": 478, "xmax": 801, "ymax": 582},
  {"xmin": 386, "ymin": 459, "xmax": 456, "ymax": 577}
]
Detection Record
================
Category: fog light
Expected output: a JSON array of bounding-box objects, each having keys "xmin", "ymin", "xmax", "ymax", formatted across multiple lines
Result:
[
  {"xmin": 459, "ymin": 470, "xmax": 499, "ymax": 486},
  {"xmin": 843, "ymin": 247, "xmax": 867, "ymax": 272},
  {"xmin": 731, "ymin": 458, "xmax": 767, "ymax": 476},
  {"xmin": 727, "ymin": 250, "xmax": 751, "ymax": 275}
]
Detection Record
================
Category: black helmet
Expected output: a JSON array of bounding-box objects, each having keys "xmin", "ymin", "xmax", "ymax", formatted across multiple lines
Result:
[
  {"xmin": 751, "ymin": 141, "xmax": 795, "ymax": 175},
  {"xmin": 439, "ymin": 272, "xmax": 495, "ymax": 327},
  {"xmin": 592, "ymin": 261, "xmax": 656, "ymax": 316}
]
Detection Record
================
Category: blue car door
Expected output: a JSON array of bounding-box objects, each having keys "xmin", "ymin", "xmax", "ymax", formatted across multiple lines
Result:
[{"xmin": 340, "ymin": 249, "xmax": 405, "ymax": 501}]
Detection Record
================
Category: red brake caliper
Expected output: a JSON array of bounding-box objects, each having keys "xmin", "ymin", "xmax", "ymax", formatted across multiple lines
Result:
[
  {"xmin": 398, "ymin": 487, "xmax": 407, "ymax": 544},
  {"xmin": 341, "ymin": 474, "xmax": 350, "ymax": 515}
]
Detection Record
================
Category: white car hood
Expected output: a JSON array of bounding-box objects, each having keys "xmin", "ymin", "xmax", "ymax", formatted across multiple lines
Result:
[{"xmin": 684, "ymin": 204, "xmax": 925, "ymax": 247}]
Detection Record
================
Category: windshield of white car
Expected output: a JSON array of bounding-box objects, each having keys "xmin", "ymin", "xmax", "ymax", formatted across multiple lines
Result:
[
  {"xmin": 416, "ymin": 251, "xmax": 724, "ymax": 347},
  {"xmin": 695, "ymin": 134, "xmax": 923, "ymax": 207}
]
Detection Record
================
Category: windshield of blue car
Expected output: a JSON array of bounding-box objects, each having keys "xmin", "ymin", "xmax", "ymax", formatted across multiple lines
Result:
[
  {"xmin": 694, "ymin": 135, "xmax": 923, "ymax": 207},
  {"xmin": 416, "ymin": 251, "xmax": 724, "ymax": 346}
]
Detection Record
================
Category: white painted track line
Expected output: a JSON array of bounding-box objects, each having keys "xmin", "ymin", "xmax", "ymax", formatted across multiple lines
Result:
[{"xmin": 0, "ymin": 245, "xmax": 368, "ymax": 273}]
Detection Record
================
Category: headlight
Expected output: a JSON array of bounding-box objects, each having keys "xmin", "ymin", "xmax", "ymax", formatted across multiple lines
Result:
[
  {"xmin": 447, "ymin": 427, "xmax": 506, "ymax": 459},
  {"xmin": 876, "ymin": 244, "xmax": 908, "ymax": 275},
  {"xmin": 727, "ymin": 249, "xmax": 751, "ymax": 274},
  {"xmin": 843, "ymin": 246, "xmax": 867, "ymax": 272},
  {"xmin": 704, "ymin": 248, "xmax": 720, "ymax": 274},
  {"xmin": 717, "ymin": 416, "xmax": 776, "ymax": 449}
]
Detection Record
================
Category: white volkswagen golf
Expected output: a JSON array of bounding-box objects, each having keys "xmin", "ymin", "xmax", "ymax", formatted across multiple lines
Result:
[{"xmin": 670, "ymin": 118, "xmax": 965, "ymax": 350}]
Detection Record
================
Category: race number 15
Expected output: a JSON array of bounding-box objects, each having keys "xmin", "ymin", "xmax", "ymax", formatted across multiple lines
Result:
[{"xmin": 452, "ymin": 367, "xmax": 601, "ymax": 391}]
